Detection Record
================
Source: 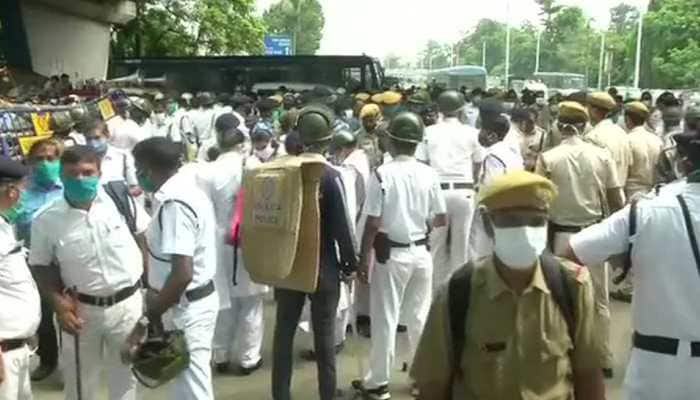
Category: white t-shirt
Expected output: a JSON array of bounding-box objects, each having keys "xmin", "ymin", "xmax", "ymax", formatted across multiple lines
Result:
[
  {"xmin": 415, "ymin": 117, "xmax": 484, "ymax": 182},
  {"xmin": 100, "ymin": 145, "xmax": 138, "ymax": 186}
]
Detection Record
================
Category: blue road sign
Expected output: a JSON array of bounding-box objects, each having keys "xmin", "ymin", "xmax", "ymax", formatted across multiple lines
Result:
[{"xmin": 264, "ymin": 35, "xmax": 294, "ymax": 56}]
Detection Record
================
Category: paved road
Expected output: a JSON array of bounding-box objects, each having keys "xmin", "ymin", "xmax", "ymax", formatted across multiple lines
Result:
[{"xmin": 33, "ymin": 299, "xmax": 632, "ymax": 399}]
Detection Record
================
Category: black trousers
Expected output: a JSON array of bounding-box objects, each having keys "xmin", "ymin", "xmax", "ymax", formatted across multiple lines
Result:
[
  {"xmin": 272, "ymin": 282, "xmax": 340, "ymax": 400},
  {"xmin": 37, "ymin": 297, "xmax": 58, "ymax": 367}
]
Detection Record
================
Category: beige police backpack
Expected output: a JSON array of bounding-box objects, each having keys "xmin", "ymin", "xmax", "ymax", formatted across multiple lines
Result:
[{"xmin": 241, "ymin": 153, "xmax": 327, "ymax": 293}]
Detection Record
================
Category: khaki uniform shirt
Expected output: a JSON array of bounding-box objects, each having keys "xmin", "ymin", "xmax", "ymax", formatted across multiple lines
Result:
[
  {"xmin": 626, "ymin": 126, "xmax": 664, "ymax": 198},
  {"xmin": 411, "ymin": 256, "xmax": 601, "ymax": 400},
  {"xmin": 536, "ymin": 136, "xmax": 621, "ymax": 227},
  {"xmin": 355, "ymin": 127, "xmax": 384, "ymax": 170},
  {"xmin": 586, "ymin": 119, "xmax": 632, "ymax": 187}
]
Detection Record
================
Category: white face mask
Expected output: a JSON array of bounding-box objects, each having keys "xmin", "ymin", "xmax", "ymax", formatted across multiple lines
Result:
[
  {"xmin": 254, "ymin": 144, "xmax": 275, "ymax": 162},
  {"xmin": 493, "ymin": 225, "xmax": 547, "ymax": 269}
]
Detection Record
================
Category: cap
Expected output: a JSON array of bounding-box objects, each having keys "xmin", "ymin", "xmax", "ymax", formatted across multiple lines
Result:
[
  {"xmin": 407, "ymin": 91, "xmax": 431, "ymax": 105},
  {"xmin": 382, "ymin": 91, "xmax": 402, "ymax": 106},
  {"xmin": 588, "ymin": 92, "xmax": 617, "ymax": 111},
  {"xmin": 181, "ymin": 92, "xmax": 193, "ymax": 101},
  {"xmin": 332, "ymin": 130, "xmax": 357, "ymax": 148},
  {"xmin": 478, "ymin": 170, "xmax": 558, "ymax": 212},
  {"xmin": 360, "ymin": 104, "xmax": 382, "ymax": 119},
  {"xmin": 269, "ymin": 95, "xmax": 283, "ymax": 104},
  {"xmin": 558, "ymin": 101, "xmax": 589, "ymax": 124},
  {"xmin": 624, "ymin": 101, "xmax": 650, "ymax": 119},
  {"xmin": 0, "ymin": 157, "xmax": 30, "ymax": 180},
  {"xmin": 354, "ymin": 93, "xmax": 370, "ymax": 102},
  {"xmin": 370, "ymin": 93, "xmax": 384, "ymax": 104},
  {"xmin": 251, "ymin": 128, "xmax": 273, "ymax": 141}
]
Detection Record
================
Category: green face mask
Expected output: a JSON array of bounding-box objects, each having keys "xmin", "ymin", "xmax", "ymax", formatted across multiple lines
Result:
[
  {"xmin": 62, "ymin": 176, "xmax": 100, "ymax": 204},
  {"xmin": 33, "ymin": 160, "xmax": 61, "ymax": 188},
  {"xmin": 137, "ymin": 170, "xmax": 157, "ymax": 193},
  {"xmin": 1, "ymin": 203, "xmax": 23, "ymax": 224}
]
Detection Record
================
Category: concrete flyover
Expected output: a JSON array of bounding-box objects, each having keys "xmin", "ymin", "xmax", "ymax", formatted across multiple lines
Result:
[{"xmin": 0, "ymin": 0, "xmax": 136, "ymax": 80}]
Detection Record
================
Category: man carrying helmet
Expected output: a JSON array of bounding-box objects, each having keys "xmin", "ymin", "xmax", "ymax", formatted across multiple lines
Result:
[
  {"xmin": 416, "ymin": 90, "xmax": 483, "ymax": 292},
  {"xmin": 353, "ymin": 112, "xmax": 447, "ymax": 400},
  {"xmin": 271, "ymin": 106, "xmax": 357, "ymax": 400}
]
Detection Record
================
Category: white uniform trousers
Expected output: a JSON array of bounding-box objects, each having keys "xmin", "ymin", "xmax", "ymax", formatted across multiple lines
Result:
[
  {"xmin": 553, "ymin": 231, "xmax": 613, "ymax": 368},
  {"xmin": 165, "ymin": 292, "xmax": 218, "ymax": 400},
  {"xmin": 212, "ymin": 294, "xmax": 264, "ymax": 368},
  {"xmin": 624, "ymin": 347, "xmax": 700, "ymax": 400},
  {"xmin": 364, "ymin": 246, "xmax": 432, "ymax": 388},
  {"xmin": 430, "ymin": 188, "xmax": 475, "ymax": 291},
  {"xmin": 61, "ymin": 291, "xmax": 142, "ymax": 400},
  {"xmin": 0, "ymin": 344, "xmax": 32, "ymax": 400}
]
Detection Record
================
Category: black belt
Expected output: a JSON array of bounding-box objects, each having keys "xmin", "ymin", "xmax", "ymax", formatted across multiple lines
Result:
[
  {"xmin": 185, "ymin": 280, "xmax": 215, "ymax": 302},
  {"xmin": 77, "ymin": 282, "xmax": 140, "ymax": 307},
  {"xmin": 0, "ymin": 338, "xmax": 28, "ymax": 352},
  {"xmin": 550, "ymin": 222, "xmax": 599, "ymax": 234},
  {"xmin": 440, "ymin": 182, "xmax": 474, "ymax": 190},
  {"xmin": 633, "ymin": 332, "xmax": 700, "ymax": 357},
  {"xmin": 388, "ymin": 238, "xmax": 428, "ymax": 248}
]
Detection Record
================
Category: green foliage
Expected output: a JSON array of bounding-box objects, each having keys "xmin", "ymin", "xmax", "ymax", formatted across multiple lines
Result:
[
  {"xmin": 111, "ymin": 0, "xmax": 265, "ymax": 58},
  {"xmin": 262, "ymin": 0, "xmax": 325, "ymax": 55}
]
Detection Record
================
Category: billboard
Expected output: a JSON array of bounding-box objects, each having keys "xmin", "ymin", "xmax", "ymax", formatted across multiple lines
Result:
[{"xmin": 264, "ymin": 35, "xmax": 294, "ymax": 56}]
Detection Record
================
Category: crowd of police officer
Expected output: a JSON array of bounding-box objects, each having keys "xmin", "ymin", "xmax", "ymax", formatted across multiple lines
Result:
[{"xmin": 2, "ymin": 81, "xmax": 700, "ymax": 400}]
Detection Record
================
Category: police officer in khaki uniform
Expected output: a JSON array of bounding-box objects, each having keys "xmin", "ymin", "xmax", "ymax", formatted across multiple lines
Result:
[
  {"xmin": 624, "ymin": 101, "xmax": 664, "ymax": 199},
  {"xmin": 586, "ymin": 92, "xmax": 633, "ymax": 193},
  {"xmin": 355, "ymin": 104, "xmax": 384, "ymax": 170},
  {"xmin": 411, "ymin": 170, "xmax": 606, "ymax": 400},
  {"xmin": 535, "ymin": 101, "xmax": 625, "ymax": 377}
]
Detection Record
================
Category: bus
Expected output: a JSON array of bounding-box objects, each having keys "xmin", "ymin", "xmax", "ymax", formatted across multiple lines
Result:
[
  {"xmin": 427, "ymin": 65, "xmax": 488, "ymax": 91},
  {"xmin": 108, "ymin": 55, "xmax": 385, "ymax": 93},
  {"xmin": 533, "ymin": 72, "xmax": 587, "ymax": 94}
]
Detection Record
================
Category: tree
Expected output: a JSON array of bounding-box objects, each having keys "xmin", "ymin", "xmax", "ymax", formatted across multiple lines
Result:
[
  {"xmin": 262, "ymin": 0, "xmax": 325, "ymax": 55},
  {"xmin": 420, "ymin": 40, "xmax": 452, "ymax": 70},
  {"xmin": 384, "ymin": 54, "xmax": 403, "ymax": 69},
  {"xmin": 111, "ymin": 0, "xmax": 265, "ymax": 57},
  {"xmin": 610, "ymin": 3, "xmax": 640, "ymax": 34}
]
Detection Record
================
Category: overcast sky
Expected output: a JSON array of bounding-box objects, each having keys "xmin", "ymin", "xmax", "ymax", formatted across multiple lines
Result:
[{"xmin": 255, "ymin": 0, "xmax": 649, "ymax": 59}]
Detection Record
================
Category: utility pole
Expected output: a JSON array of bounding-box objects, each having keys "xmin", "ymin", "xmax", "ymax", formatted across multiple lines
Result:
[
  {"xmin": 482, "ymin": 41, "xmax": 486, "ymax": 68},
  {"xmin": 535, "ymin": 30, "xmax": 542, "ymax": 74},
  {"xmin": 598, "ymin": 32, "xmax": 606, "ymax": 90},
  {"xmin": 634, "ymin": 9, "xmax": 644, "ymax": 88},
  {"xmin": 504, "ymin": 0, "xmax": 511, "ymax": 88}
]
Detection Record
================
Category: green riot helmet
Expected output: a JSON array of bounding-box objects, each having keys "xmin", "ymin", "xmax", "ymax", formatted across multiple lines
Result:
[
  {"xmin": 296, "ymin": 105, "xmax": 334, "ymax": 145},
  {"xmin": 131, "ymin": 329, "xmax": 190, "ymax": 389},
  {"xmin": 50, "ymin": 111, "xmax": 76, "ymax": 133},
  {"xmin": 332, "ymin": 129, "xmax": 357, "ymax": 148},
  {"xmin": 437, "ymin": 90, "xmax": 466, "ymax": 114},
  {"xmin": 387, "ymin": 112, "xmax": 425, "ymax": 144}
]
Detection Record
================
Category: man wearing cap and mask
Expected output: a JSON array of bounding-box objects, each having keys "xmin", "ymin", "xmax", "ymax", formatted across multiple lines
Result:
[
  {"xmin": 412, "ymin": 170, "xmax": 605, "ymax": 400},
  {"xmin": 29, "ymin": 146, "xmax": 150, "ymax": 400},
  {"xmin": 564, "ymin": 127, "xmax": 700, "ymax": 400},
  {"xmin": 107, "ymin": 97, "xmax": 149, "ymax": 152},
  {"xmin": 82, "ymin": 119, "xmax": 140, "ymax": 192},
  {"xmin": 535, "ymin": 101, "xmax": 625, "ymax": 378},
  {"xmin": 507, "ymin": 107, "xmax": 547, "ymax": 171},
  {"xmin": 624, "ymin": 101, "xmax": 663, "ymax": 199},
  {"xmin": 271, "ymin": 105, "xmax": 357, "ymax": 400},
  {"xmin": 356, "ymin": 103, "xmax": 385, "ymax": 170},
  {"xmin": 378, "ymin": 91, "xmax": 403, "ymax": 121},
  {"xmin": 0, "ymin": 158, "xmax": 42, "ymax": 400},
  {"xmin": 352, "ymin": 112, "xmax": 447, "ymax": 400},
  {"xmin": 416, "ymin": 90, "xmax": 484, "ymax": 291},
  {"xmin": 196, "ymin": 114, "xmax": 269, "ymax": 376},
  {"xmin": 586, "ymin": 92, "xmax": 633, "ymax": 193}
]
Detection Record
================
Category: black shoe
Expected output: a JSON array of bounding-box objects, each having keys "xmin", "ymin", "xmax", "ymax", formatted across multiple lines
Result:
[
  {"xmin": 238, "ymin": 359, "xmax": 263, "ymax": 376},
  {"xmin": 31, "ymin": 364, "xmax": 56, "ymax": 382},
  {"xmin": 300, "ymin": 342, "xmax": 346, "ymax": 361},
  {"xmin": 215, "ymin": 362, "xmax": 231, "ymax": 374},
  {"xmin": 397, "ymin": 325, "xmax": 407, "ymax": 333},
  {"xmin": 351, "ymin": 380, "xmax": 391, "ymax": 400},
  {"xmin": 603, "ymin": 368, "xmax": 614, "ymax": 379},
  {"xmin": 610, "ymin": 290, "xmax": 632, "ymax": 303},
  {"xmin": 357, "ymin": 316, "xmax": 371, "ymax": 338}
]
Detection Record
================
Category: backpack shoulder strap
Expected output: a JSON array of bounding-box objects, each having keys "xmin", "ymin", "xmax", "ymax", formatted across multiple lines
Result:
[
  {"xmin": 103, "ymin": 181, "xmax": 137, "ymax": 235},
  {"xmin": 539, "ymin": 252, "xmax": 576, "ymax": 343},
  {"xmin": 614, "ymin": 201, "xmax": 639, "ymax": 284},
  {"xmin": 157, "ymin": 199, "xmax": 198, "ymax": 232},
  {"xmin": 676, "ymin": 194, "xmax": 700, "ymax": 276},
  {"xmin": 448, "ymin": 262, "xmax": 474, "ymax": 375}
]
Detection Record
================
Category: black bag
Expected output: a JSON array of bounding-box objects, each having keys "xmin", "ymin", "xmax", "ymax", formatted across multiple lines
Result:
[
  {"xmin": 447, "ymin": 252, "xmax": 576, "ymax": 382},
  {"xmin": 103, "ymin": 181, "xmax": 138, "ymax": 236}
]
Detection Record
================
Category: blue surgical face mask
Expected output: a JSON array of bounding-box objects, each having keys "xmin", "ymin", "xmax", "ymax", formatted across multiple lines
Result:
[{"xmin": 86, "ymin": 138, "xmax": 108, "ymax": 155}]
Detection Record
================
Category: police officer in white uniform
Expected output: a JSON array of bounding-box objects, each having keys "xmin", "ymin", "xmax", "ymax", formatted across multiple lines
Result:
[
  {"xmin": 353, "ymin": 112, "xmax": 447, "ymax": 400},
  {"xmin": 565, "ymin": 128, "xmax": 700, "ymax": 400},
  {"xmin": 199, "ymin": 114, "xmax": 268, "ymax": 375},
  {"xmin": 29, "ymin": 146, "xmax": 148, "ymax": 400},
  {"xmin": 132, "ymin": 137, "xmax": 218, "ymax": 400},
  {"xmin": 0, "ymin": 159, "xmax": 41, "ymax": 400},
  {"xmin": 82, "ymin": 119, "xmax": 139, "ymax": 189},
  {"xmin": 416, "ymin": 90, "xmax": 483, "ymax": 290}
]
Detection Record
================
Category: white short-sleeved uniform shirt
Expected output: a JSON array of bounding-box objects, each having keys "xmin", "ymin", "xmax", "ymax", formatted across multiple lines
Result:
[
  {"xmin": 364, "ymin": 155, "xmax": 447, "ymax": 243},
  {"xmin": 479, "ymin": 140, "xmax": 524, "ymax": 187},
  {"xmin": 570, "ymin": 182, "xmax": 700, "ymax": 339},
  {"xmin": 0, "ymin": 219, "xmax": 41, "ymax": 339},
  {"xmin": 415, "ymin": 117, "xmax": 484, "ymax": 182},
  {"xmin": 107, "ymin": 115, "xmax": 147, "ymax": 152},
  {"xmin": 146, "ymin": 171, "xmax": 217, "ymax": 293},
  {"xmin": 29, "ymin": 189, "xmax": 149, "ymax": 296},
  {"xmin": 101, "ymin": 145, "xmax": 138, "ymax": 186}
]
